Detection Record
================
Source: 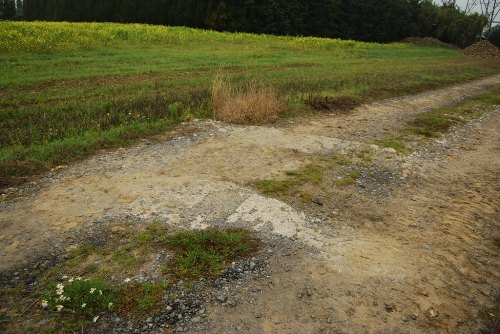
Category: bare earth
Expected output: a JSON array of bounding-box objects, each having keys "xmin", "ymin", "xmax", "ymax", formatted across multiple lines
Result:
[{"xmin": 1, "ymin": 76, "xmax": 500, "ymax": 333}]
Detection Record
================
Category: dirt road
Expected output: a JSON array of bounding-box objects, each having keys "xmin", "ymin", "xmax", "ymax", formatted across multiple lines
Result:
[{"xmin": 1, "ymin": 76, "xmax": 499, "ymax": 333}]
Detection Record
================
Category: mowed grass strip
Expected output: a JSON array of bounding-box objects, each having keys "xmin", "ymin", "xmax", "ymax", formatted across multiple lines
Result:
[{"xmin": 1, "ymin": 21, "xmax": 499, "ymax": 186}]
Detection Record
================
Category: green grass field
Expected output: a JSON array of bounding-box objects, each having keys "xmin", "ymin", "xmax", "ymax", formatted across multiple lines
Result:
[{"xmin": 1, "ymin": 21, "xmax": 499, "ymax": 186}]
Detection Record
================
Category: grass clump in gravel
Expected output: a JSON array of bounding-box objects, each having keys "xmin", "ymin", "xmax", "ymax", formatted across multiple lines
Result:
[
  {"xmin": 164, "ymin": 229, "xmax": 257, "ymax": 279},
  {"xmin": 256, "ymin": 164, "xmax": 323, "ymax": 196},
  {"xmin": 117, "ymin": 281, "xmax": 170, "ymax": 317},
  {"xmin": 374, "ymin": 138, "xmax": 409, "ymax": 154},
  {"xmin": 334, "ymin": 171, "xmax": 360, "ymax": 187}
]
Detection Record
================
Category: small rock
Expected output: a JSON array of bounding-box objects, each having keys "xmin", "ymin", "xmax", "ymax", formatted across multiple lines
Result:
[
  {"xmin": 217, "ymin": 295, "xmax": 227, "ymax": 303},
  {"xmin": 427, "ymin": 307, "xmax": 439, "ymax": 318},
  {"xmin": 383, "ymin": 147, "xmax": 397, "ymax": 154}
]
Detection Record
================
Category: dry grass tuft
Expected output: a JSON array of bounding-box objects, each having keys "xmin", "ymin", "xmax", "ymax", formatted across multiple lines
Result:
[{"xmin": 212, "ymin": 76, "xmax": 286, "ymax": 124}]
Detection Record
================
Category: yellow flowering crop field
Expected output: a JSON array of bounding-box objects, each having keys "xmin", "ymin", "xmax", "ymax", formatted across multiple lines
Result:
[{"xmin": 0, "ymin": 20, "xmax": 406, "ymax": 54}]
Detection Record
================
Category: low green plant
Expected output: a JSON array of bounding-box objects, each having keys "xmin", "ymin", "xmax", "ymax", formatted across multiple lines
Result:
[
  {"xmin": 40, "ymin": 277, "xmax": 115, "ymax": 322},
  {"xmin": 334, "ymin": 171, "xmax": 360, "ymax": 187},
  {"xmin": 286, "ymin": 164, "xmax": 323, "ymax": 184},
  {"xmin": 165, "ymin": 229, "xmax": 255, "ymax": 279},
  {"xmin": 255, "ymin": 179, "xmax": 294, "ymax": 195},
  {"xmin": 117, "ymin": 281, "xmax": 167, "ymax": 316},
  {"xmin": 256, "ymin": 164, "xmax": 323, "ymax": 196},
  {"xmin": 300, "ymin": 191, "xmax": 313, "ymax": 202},
  {"xmin": 137, "ymin": 223, "xmax": 167, "ymax": 244},
  {"xmin": 375, "ymin": 138, "xmax": 409, "ymax": 154}
]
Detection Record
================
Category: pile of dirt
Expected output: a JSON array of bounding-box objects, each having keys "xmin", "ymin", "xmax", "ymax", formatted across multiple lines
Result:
[
  {"xmin": 401, "ymin": 37, "xmax": 458, "ymax": 50},
  {"xmin": 463, "ymin": 40, "xmax": 500, "ymax": 58}
]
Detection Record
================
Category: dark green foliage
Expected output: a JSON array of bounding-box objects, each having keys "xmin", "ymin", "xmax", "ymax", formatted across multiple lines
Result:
[
  {"xmin": 0, "ymin": 0, "xmax": 16, "ymax": 19},
  {"xmin": 22, "ymin": 0, "xmax": 487, "ymax": 46},
  {"xmin": 488, "ymin": 26, "xmax": 500, "ymax": 48}
]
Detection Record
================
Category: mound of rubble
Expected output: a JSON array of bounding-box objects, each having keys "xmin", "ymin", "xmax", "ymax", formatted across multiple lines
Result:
[{"xmin": 463, "ymin": 40, "xmax": 500, "ymax": 58}]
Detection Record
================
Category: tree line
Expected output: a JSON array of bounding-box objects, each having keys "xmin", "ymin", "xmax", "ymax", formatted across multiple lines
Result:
[{"xmin": 0, "ymin": 0, "xmax": 492, "ymax": 48}]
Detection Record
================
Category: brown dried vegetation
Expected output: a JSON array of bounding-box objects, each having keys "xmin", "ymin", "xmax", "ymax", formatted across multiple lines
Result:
[{"xmin": 212, "ymin": 76, "xmax": 286, "ymax": 124}]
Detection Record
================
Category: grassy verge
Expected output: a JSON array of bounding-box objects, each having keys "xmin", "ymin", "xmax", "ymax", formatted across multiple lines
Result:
[
  {"xmin": 1, "ymin": 21, "xmax": 499, "ymax": 187},
  {"xmin": 0, "ymin": 224, "xmax": 256, "ymax": 333}
]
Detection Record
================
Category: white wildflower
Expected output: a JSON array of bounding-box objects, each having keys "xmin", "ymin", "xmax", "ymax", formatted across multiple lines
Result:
[
  {"xmin": 56, "ymin": 283, "xmax": 64, "ymax": 290},
  {"xmin": 41, "ymin": 299, "xmax": 48, "ymax": 308},
  {"xmin": 76, "ymin": 276, "xmax": 82, "ymax": 281},
  {"xmin": 90, "ymin": 288, "xmax": 96, "ymax": 294},
  {"xmin": 93, "ymin": 315, "xmax": 99, "ymax": 323},
  {"xmin": 56, "ymin": 304, "xmax": 64, "ymax": 312},
  {"xmin": 68, "ymin": 277, "xmax": 74, "ymax": 283},
  {"xmin": 108, "ymin": 302, "xmax": 113, "ymax": 309},
  {"xmin": 62, "ymin": 275, "xmax": 68, "ymax": 280},
  {"xmin": 124, "ymin": 278, "xmax": 131, "ymax": 283},
  {"xmin": 99, "ymin": 290, "xmax": 103, "ymax": 295},
  {"xmin": 81, "ymin": 303, "xmax": 87, "ymax": 308}
]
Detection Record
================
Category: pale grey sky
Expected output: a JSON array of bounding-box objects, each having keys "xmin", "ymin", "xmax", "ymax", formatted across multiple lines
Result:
[
  {"xmin": 455, "ymin": 0, "xmax": 480, "ymax": 13},
  {"xmin": 431, "ymin": 1, "xmax": 479, "ymax": 13}
]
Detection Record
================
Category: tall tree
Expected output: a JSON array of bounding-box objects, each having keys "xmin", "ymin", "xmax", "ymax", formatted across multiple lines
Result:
[
  {"xmin": 15, "ymin": 0, "xmax": 22, "ymax": 16},
  {"xmin": 0, "ymin": 0, "xmax": 16, "ymax": 19}
]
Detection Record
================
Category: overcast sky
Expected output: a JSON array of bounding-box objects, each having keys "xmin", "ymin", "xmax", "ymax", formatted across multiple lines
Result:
[{"xmin": 453, "ymin": 0, "xmax": 480, "ymax": 13}]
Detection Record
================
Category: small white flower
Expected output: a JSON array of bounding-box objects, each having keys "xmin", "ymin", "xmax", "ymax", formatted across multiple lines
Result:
[
  {"xmin": 108, "ymin": 302, "xmax": 113, "ymax": 309},
  {"xmin": 56, "ymin": 304, "xmax": 64, "ymax": 312},
  {"xmin": 76, "ymin": 276, "xmax": 82, "ymax": 281},
  {"xmin": 99, "ymin": 290, "xmax": 103, "ymax": 295},
  {"xmin": 62, "ymin": 275, "xmax": 68, "ymax": 280},
  {"xmin": 56, "ymin": 283, "xmax": 64, "ymax": 290},
  {"xmin": 90, "ymin": 288, "xmax": 96, "ymax": 294},
  {"xmin": 81, "ymin": 303, "xmax": 87, "ymax": 308},
  {"xmin": 68, "ymin": 277, "xmax": 74, "ymax": 283},
  {"xmin": 93, "ymin": 315, "xmax": 99, "ymax": 323},
  {"xmin": 41, "ymin": 299, "xmax": 48, "ymax": 308},
  {"xmin": 56, "ymin": 288, "xmax": 64, "ymax": 296},
  {"xmin": 58, "ymin": 295, "xmax": 67, "ymax": 302},
  {"xmin": 124, "ymin": 278, "xmax": 131, "ymax": 283}
]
